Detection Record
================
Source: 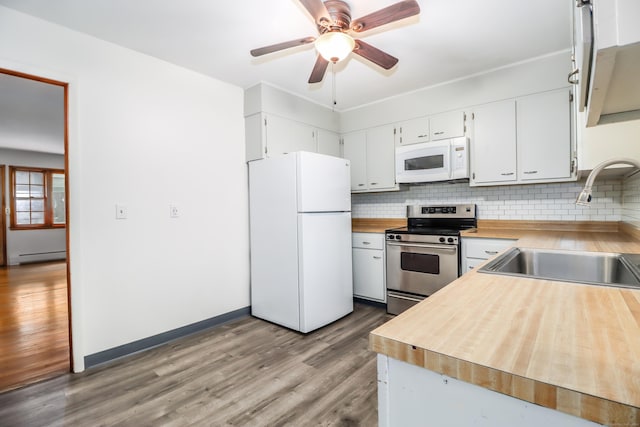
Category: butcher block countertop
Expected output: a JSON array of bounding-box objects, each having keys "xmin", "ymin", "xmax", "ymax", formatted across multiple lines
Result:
[
  {"xmin": 370, "ymin": 222, "xmax": 640, "ymax": 426},
  {"xmin": 351, "ymin": 218, "xmax": 405, "ymax": 233}
]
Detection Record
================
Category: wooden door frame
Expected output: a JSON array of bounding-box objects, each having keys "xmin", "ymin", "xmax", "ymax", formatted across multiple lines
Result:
[
  {"xmin": 0, "ymin": 165, "xmax": 5, "ymax": 267},
  {"xmin": 0, "ymin": 67, "xmax": 72, "ymax": 369}
]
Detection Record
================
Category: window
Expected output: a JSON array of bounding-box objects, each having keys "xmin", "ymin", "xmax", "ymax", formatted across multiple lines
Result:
[{"xmin": 9, "ymin": 166, "xmax": 65, "ymax": 229}]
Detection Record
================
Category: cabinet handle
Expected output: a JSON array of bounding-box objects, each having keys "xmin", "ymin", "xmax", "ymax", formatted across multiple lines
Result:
[
  {"xmin": 370, "ymin": 182, "xmax": 378, "ymax": 185},
  {"xmin": 373, "ymin": 256, "xmax": 382, "ymax": 259},
  {"xmin": 358, "ymin": 183, "xmax": 365, "ymax": 187},
  {"xmin": 524, "ymin": 170, "xmax": 538, "ymax": 175},
  {"xmin": 362, "ymin": 241, "xmax": 371, "ymax": 245},
  {"xmin": 568, "ymin": 68, "xmax": 579, "ymax": 85},
  {"xmin": 500, "ymin": 172, "xmax": 514, "ymax": 176},
  {"xmin": 418, "ymin": 134, "xmax": 428, "ymax": 138},
  {"xmin": 434, "ymin": 131, "xmax": 444, "ymax": 135},
  {"xmin": 484, "ymin": 250, "xmax": 499, "ymax": 255}
]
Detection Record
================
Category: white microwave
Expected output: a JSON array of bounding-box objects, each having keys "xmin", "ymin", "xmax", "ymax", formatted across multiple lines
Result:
[{"xmin": 395, "ymin": 137, "xmax": 469, "ymax": 184}]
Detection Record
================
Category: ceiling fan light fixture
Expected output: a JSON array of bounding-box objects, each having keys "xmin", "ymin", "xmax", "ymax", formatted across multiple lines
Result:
[{"xmin": 314, "ymin": 31, "xmax": 355, "ymax": 63}]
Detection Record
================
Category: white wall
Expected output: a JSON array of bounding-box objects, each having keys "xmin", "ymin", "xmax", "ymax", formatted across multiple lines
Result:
[
  {"xmin": 0, "ymin": 6, "xmax": 250, "ymax": 370},
  {"xmin": 0, "ymin": 148, "xmax": 66, "ymax": 264},
  {"xmin": 339, "ymin": 52, "xmax": 571, "ymax": 132}
]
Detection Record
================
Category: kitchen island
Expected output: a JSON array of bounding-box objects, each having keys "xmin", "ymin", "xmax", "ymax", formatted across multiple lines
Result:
[{"xmin": 370, "ymin": 225, "xmax": 640, "ymax": 426}]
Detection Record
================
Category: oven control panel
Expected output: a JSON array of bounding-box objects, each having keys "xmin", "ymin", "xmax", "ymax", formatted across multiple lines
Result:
[
  {"xmin": 386, "ymin": 233, "xmax": 458, "ymax": 245},
  {"xmin": 422, "ymin": 206, "xmax": 456, "ymax": 214},
  {"xmin": 407, "ymin": 204, "xmax": 476, "ymax": 219}
]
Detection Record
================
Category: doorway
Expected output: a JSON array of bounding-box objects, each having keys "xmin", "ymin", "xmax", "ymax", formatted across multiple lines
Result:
[
  {"xmin": 1, "ymin": 165, "xmax": 5, "ymax": 266},
  {"xmin": 0, "ymin": 68, "xmax": 71, "ymax": 392}
]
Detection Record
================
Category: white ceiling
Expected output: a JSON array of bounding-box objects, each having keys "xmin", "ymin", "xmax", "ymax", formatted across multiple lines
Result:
[
  {"xmin": 0, "ymin": 73, "xmax": 65, "ymax": 155},
  {"xmin": 0, "ymin": 0, "xmax": 572, "ymax": 111}
]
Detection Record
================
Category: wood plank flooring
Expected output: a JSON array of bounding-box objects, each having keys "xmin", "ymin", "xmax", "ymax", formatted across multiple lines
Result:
[
  {"xmin": 0, "ymin": 261, "xmax": 70, "ymax": 393},
  {"xmin": 0, "ymin": 302, "xmax": 391, "ymax": 426}
]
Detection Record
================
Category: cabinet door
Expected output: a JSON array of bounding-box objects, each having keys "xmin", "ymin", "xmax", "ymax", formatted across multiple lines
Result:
[
  {"xmin": 471, "ymin": 100, "xmax": 517, "ymax": 184},
  {"xmin": 430, "ymin": 111, "xmax": 465, "ymax": 141},
  {"xmin": 342, "ymin": 131, "xmax": 368, "ymax": 191},
  {"xmin": 517, "ymin": 89, "xmax": 572, "ymax": 181},
  {"xmin": 352, "ymin": 248, "xmax": 385, "ymax": 301},
  {"xmin": 366, "ymin": 125, "xmax": 396, "ymax": 190},
  {"xmin": 317, "ymin": 129, "xmax": 341, "ymax": 157},
  {"xmin": 265, "ymin": 115, "xmax": 316, "ymax": 157},
  {"xmin": 397, "ymin": 117, "xmax": 430, "ymax": 145},
  {"xmin": 245, "ymin": 113, "xmax": 265, "ymax": 162}
]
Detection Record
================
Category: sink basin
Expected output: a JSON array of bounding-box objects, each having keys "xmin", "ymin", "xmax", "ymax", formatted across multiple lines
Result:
[{"xmin": 477, "ymin": 247, "xmax": 640, "ymax": 289}]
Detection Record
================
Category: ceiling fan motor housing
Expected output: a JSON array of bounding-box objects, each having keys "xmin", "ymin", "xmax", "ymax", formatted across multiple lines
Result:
[{"xmin": 319, "ymin": 0, "xmax": 352, "ymax": 33}]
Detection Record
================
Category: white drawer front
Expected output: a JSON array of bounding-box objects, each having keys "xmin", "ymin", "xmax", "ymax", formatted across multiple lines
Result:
[
  {"xmin": 466, "ymin": 258, "xmax": 486, "ymax": 272},
  {"xmin": 352, "ymin": 232, "xmax": 385, "ymax": 250},
  {"xmin": 464, "ymin": 238, "xmax": 515, "ymax": 260}
]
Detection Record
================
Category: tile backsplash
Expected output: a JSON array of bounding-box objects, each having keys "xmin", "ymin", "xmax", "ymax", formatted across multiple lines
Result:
[
  {"xmin": 622, "ymin": 172, "xmax": 640, "ymax": 226},
  {"xmin": 352, "ymin": 179, "xmax": 623, "ymax": 221}
]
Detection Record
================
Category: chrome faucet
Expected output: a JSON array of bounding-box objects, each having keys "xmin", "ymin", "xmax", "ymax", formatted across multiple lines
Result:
[{"xmin": 576, "ymin": 158, "xmax": 640, "ymax": 205}]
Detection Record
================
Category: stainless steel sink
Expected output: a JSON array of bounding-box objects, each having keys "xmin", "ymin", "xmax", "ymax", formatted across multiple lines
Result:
[{"xmin": 477, "ymin": 247, "xmax": 640, "ymax": 289}]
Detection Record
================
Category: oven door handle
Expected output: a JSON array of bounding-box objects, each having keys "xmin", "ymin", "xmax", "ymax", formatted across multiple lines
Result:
[{"xmin": 386, "ymin": 242, "xmax": 458, "ymax": 251}]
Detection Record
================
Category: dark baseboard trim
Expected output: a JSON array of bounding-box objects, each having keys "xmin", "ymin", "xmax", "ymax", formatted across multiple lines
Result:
[
  {"xmin": 353, "ymin": 297, "xmax": 386, "ymax": 310},
  {"xmin": 84, "ymin": 306, "xmax": 250, "ymax": 369}
]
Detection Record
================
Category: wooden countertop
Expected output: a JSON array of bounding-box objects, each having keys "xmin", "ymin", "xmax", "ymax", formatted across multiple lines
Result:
[
  {"xmin": 370, "ymin": 227, "xmax": 640, "ymax": 426},
  {"xmin": 352, "ymin": 218, "xmax": 405, "ymax": 233}
]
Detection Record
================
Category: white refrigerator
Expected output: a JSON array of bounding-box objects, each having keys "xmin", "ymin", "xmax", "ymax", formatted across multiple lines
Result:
[{"xmin": 248, "ymin": 151, "xmax": 353, "ymax": 333}]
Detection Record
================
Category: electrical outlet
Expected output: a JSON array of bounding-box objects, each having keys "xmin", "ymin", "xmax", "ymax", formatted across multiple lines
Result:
[
  {"xmin": 116, "ymin": 204, "xmax": 127, "ymax": 219},
  {"xmin": 170, "ymin": 205, "xmax": 179, "ymax": 218}
]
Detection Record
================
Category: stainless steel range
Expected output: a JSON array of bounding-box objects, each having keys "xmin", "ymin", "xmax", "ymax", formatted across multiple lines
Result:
[{"xmin": 385, "ymin": 204, "xmax": 477, "ymax": 315}]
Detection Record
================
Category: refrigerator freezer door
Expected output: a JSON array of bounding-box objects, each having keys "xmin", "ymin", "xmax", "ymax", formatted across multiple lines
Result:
[
  {"xmin": 297, "ymin": 212, "xmax": 353, "ymax": 333},
  {"xmin": 296, "ymin": 152, "xmax": 351, "ymax": 213}
]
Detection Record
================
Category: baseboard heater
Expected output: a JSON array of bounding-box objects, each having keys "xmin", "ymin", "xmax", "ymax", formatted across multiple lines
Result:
[{"xmin": 14, "ymin": 250, "xmax": 67, "ymax": 265}]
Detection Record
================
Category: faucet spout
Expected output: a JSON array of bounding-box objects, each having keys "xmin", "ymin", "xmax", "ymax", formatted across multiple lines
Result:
[{"xmin": 576, "ymin": 157, "xmax": 640, "ymax": 205}]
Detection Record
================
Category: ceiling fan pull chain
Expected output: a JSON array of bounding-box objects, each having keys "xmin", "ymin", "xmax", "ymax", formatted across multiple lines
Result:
[{"xmin": 332, "ymin": 63, "xmax": 337, "ymax": 111}]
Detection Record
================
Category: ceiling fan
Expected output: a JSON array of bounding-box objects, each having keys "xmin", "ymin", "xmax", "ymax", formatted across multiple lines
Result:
[{"xmin": 250, "ymin": 0, "xmax": 420, "ymax": 83}]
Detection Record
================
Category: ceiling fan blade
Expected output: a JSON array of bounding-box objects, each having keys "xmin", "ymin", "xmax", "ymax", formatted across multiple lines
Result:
[
  {"xmin": 250, "ymin": 37, "xmax": 316, "ymax": 57},
  {"xmin": 351, "ymin": 0, "xmax": 420, "ymax": 33},
  {"xmin": 298, "ymin": 0, "xmax": 331, "ymax": 24},
  {"xmin": 308, "ymin": 55, "xmax": 330, "ymax": 83},
  {"xmin": 353, "ymin": 40, "xmax": 398, "ymax": 70}
]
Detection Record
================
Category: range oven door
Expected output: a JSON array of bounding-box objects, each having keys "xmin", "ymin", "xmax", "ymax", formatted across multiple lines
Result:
[{"xmin": 386, "ymin": 241, "xmax": 459, "ymax": 296}]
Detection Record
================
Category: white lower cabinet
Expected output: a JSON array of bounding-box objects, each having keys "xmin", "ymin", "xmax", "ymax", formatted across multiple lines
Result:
[
  {"xmin": 461, "ymin": 237, "xmax": 516, "ymax": 273},
  {"xmin": 352, "ymin": 232, "xmax": 386, "ymax": 302},
  {"xmin": 377, "ymin": 355, "xmax": 601, "ymax": 427}
]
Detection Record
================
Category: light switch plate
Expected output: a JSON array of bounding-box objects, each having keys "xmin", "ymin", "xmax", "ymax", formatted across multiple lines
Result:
[{"xmin": 116, "ymin": 204, "xmax": 127, "ymax": 219}]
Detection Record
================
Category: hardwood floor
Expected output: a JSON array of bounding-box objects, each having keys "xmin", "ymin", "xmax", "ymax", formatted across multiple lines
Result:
[
  {"xmin": 0, "ymin": 302, "xmax": 391, "ymax": 426},
  {"xmin": 0, "ymin": 261, "xmax": 70, "ymax": 393}
]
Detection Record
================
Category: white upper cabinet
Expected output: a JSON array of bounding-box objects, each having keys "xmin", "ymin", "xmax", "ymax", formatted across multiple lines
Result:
[
  {"xmin": 430, "ymin": 111, "xmax": 466, "ymax": 141},
  {"xmin": 470, "ymin": 89, "xmax": 575, "ymax": 187},
  {"xmin": 342, "ymin": 125, "xmax": 398, "ymax": 193},
  {"xmin": 366, "ymin": 125, "xmax": 397, "ymax": 191},
  {"xmin": 265, "ymin": 114, "xmax": 316, "ymax": 157},
  {"xmin": 317, "ymin": 129, "xmax": 341, "ymax": 158},
  {"xmin": 517, "ymin": 89, "xmax": 572, "ymax": 181},
  {"xmin": 471, "ymin": 100, "xmax": 517, "ymax": 184},
  {"xmin": 396, "ymin": 117, "xmax": 430, "ymax": 145},
  {"xmin": 245, "ymin": 113, "xmax": 342, "ymax": 162},
  {"xmin": 342, "ymin": 131, "xmax": 368, "ymax": 191}
]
